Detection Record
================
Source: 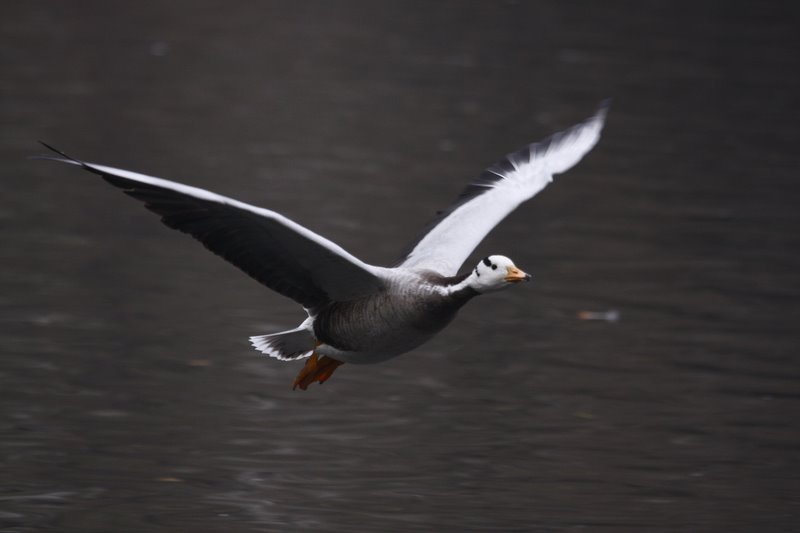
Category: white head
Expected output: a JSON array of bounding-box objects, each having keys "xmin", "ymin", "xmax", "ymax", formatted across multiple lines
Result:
[{"xmin": 468, "ymin": 255, "xmax": 531, "ymax": 293}]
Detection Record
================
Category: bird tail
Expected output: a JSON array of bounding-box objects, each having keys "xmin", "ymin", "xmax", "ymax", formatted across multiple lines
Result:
[{"xmin": 249, "ymin": 325, "xmax": 316, "ymax": 361}]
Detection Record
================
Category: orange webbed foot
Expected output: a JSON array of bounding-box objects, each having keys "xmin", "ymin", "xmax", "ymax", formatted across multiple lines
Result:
[{"xmin": 293, "ymin": 353, "xmax": 344, "ymax": 391}]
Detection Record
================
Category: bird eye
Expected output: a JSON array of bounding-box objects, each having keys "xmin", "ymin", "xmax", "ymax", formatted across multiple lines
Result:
[{"xmin": 491, "ymin": 264, "xmax": 497, "ymax": 270}]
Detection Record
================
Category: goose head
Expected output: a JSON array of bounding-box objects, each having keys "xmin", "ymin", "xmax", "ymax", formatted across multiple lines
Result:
[{"xmin": 469, "ymin": 255, "xmax": 531, "ymax": 293}]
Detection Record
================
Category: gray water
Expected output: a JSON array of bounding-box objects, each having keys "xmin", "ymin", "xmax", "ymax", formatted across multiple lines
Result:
[{"xmin": 2, "ymin": 2, "xmax": 799, "ymax": 531}]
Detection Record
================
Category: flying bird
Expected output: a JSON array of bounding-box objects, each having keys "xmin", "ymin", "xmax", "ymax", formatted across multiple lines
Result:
[{"xmin": 37, "ymin": 102, "xmax": 608, "ymax": 390}]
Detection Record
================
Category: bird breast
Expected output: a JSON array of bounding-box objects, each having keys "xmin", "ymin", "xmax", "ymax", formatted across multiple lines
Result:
[{"xmin": 312, "ymin": 284, "xmax": 463, "ymax": 355}]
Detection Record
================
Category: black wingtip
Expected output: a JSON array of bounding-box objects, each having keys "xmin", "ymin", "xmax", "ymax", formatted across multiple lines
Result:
[
  {"xmin": 594, "ymin": 98, "xmax": 612, "ymax": 121},
  {"xmin": 32, "ymin": 142, "xmax": 101, "ymax": 175},
  {"xmin": 37, "ymin": 141, "xmax": 80, "ymax": 162}
]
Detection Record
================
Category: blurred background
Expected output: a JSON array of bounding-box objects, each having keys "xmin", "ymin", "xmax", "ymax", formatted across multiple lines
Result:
[{"xmin": 2, "ymin": 1, "xmax": 798, "ymax": 531}]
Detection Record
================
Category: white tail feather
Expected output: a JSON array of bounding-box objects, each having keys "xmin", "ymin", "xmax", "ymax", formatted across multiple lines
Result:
[{"xmin": 249, "ymin": 324, "xmax": 315, "ymax": 361}]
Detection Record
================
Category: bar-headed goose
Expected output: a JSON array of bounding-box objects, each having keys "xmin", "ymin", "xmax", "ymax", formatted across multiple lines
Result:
[{"xmin": 37, "ymin": 101, "xmax": 608, "ymax": 390}]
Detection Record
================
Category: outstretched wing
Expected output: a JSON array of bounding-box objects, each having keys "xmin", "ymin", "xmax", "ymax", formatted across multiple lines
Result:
[
  {"xmin": 37, "ymin": 146, "xmax": 385, "ymax": 310},
  {"xmin": 398, "ymin": 101, "xmax": 609, "ymax": 276}
]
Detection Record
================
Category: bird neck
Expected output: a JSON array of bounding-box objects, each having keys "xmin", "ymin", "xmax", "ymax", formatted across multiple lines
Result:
[{"xmin": 443, "ymin": 273, "xmax": 482, "ymax": 303}]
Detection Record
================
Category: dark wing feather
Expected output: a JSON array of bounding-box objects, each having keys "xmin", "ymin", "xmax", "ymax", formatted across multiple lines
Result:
[{"xmin": 37, "ymin": 147, "xmax": 385, "ymax": 309}]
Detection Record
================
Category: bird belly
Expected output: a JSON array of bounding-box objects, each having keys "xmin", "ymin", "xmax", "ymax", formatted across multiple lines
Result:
[{"xmin": 312, "ymin": 293, "xmax": 458, "ymax": 364}]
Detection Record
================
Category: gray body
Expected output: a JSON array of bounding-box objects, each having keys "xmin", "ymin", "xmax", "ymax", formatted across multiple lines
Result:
[{"xmin": 314, "ymin": 273, "xmax": 476, "ymax": 364}]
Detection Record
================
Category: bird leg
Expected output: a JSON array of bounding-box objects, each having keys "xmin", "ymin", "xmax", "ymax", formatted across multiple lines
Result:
[{"xmin": 292, "ymin": 349, "xmax": 344, "ymax": 391}]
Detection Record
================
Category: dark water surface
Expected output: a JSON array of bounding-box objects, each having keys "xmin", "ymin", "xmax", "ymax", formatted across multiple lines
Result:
[{"xmin": 2, "ymin": 2, "xmax": 799, "ymax": 531}]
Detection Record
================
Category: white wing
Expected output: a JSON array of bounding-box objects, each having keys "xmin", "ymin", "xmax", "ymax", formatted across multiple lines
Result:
[
  {"xmin": 37, "ymin": 146, "xmax": 385, "ymax": 309},
  {"xmin": 398, "ymin": 101, "xmax": 609, "ymax": 275}
]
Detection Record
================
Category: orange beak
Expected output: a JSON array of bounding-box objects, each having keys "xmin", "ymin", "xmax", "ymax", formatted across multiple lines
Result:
[{"xmin": 504, "ymin": 265, "xmax": 531, "ymax": 283}]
